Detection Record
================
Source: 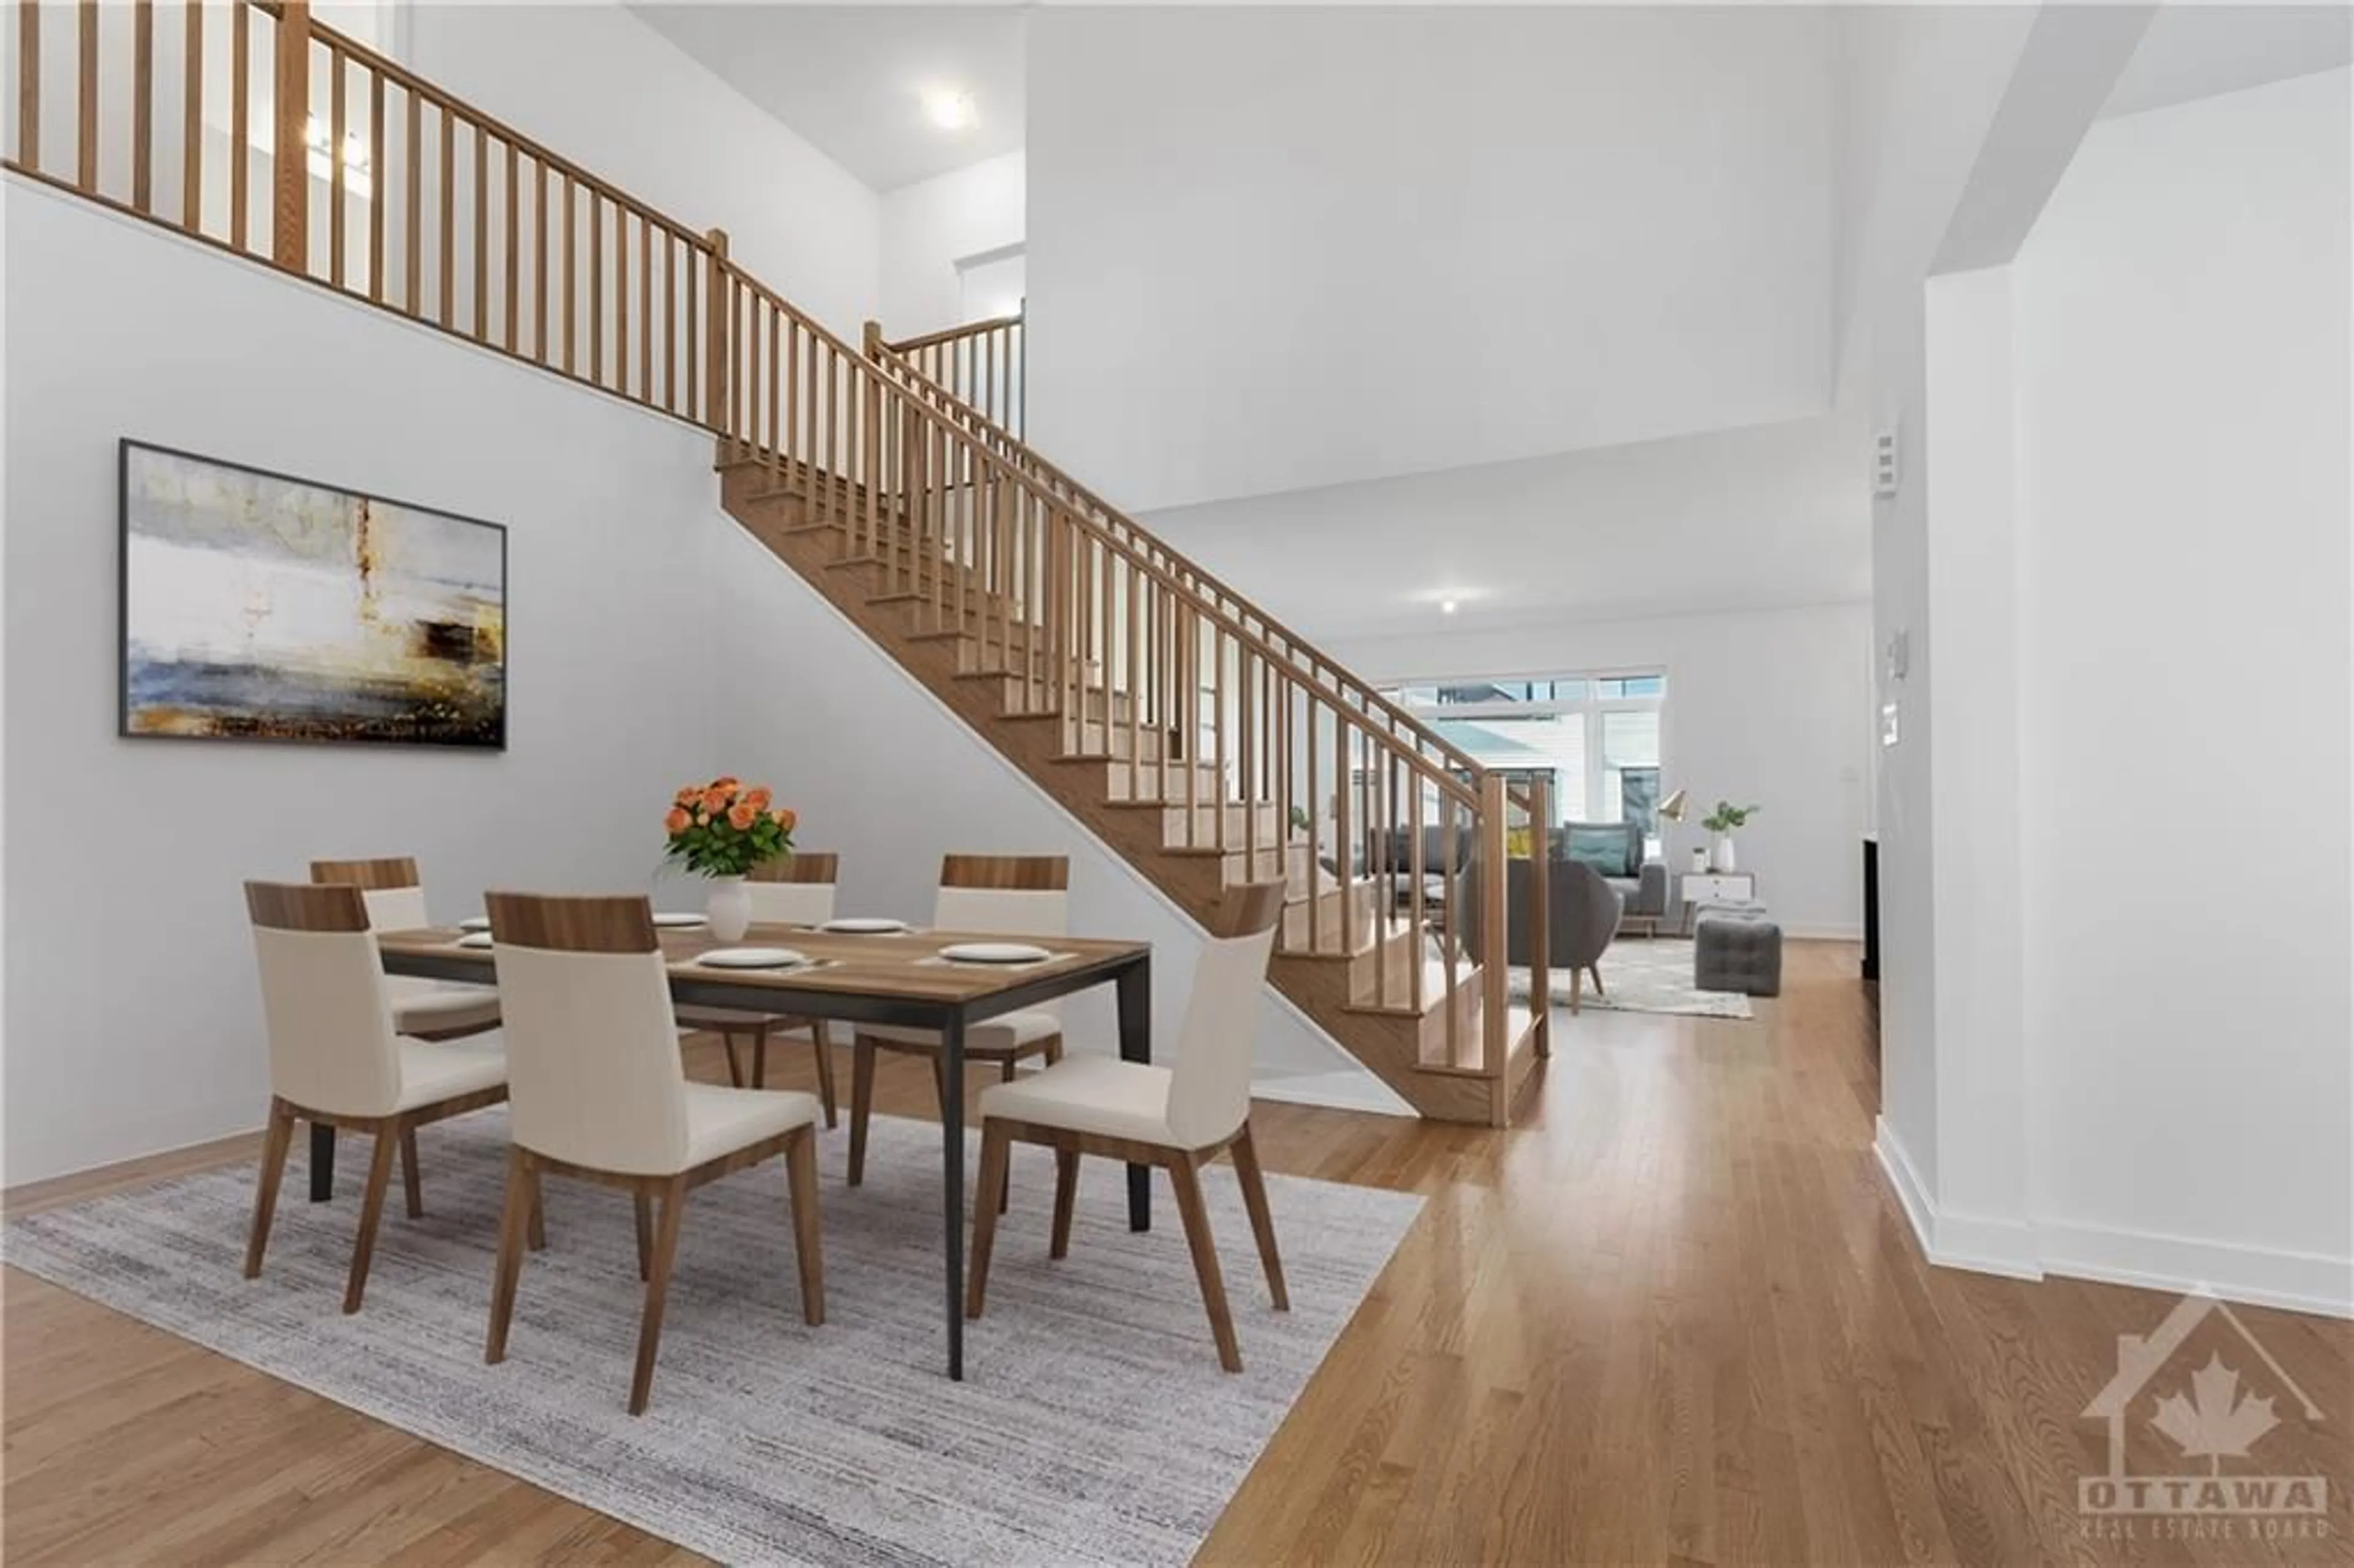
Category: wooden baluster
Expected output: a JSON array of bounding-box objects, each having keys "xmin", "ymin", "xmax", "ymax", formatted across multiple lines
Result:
[
  {"xmin": 18, "ymin": 0, "xmax": 38, "ymax": 174},
  {"xmin": 403, "ymin": 88, "xmax": 420, "ymax": 314},
  {"xmin": 587, "ymin": 191, "xmax": 601, "ymax": 383},
  {"xmin": 1335, "ymin": 714, "xmax": 1353, "ymax": 956},
  {"xmin": 683, "ymin": 230, "xmax": 697, "ymax": 419},
  {"xmin": 728, "ymin": 275, "xmax": 743, "ymax": 449},
  {"xmin": 1527, "ymin": 777, "xmax": 1552, "ymax": 1059},
  {"xmin": 1409, "ymin": 774, "xmax": 1427, "ymax": 1011},
  {"xmin": 827, "ymin": 340, "xmax": 842, "ymax": 523},
  {"xmin": 1479, "ymin": 773, "xmax": 1509, "ymax": 1089},
  {"xmin": 530, "ymin": 158, "xmax": 547, "ymax": 353},
  {"xmin": 230, "ymin": 1, "xmax": 248, "ymax": 246},
  {"xmin": 614, "ymin": 205, "xmax": 628, "ymax": 390},
  {"xmin": 662, "ymin": 230, "xmax": 675, "ymax": 410},
  {"xmin": 75, "ymin": 0, "xmax": 95, "ymax": 192},
  {"xmin": 1371, "ymin": 745, "xmax": 1388, "ymax": 1007},
  {"xmin": 504, "ymin": 142, "xmax": 518, "ymax": 350},
  {"xmin": 1305, "ymin": 702, "xmax": 1324, "ymax": 947},
  {"xmin": 1213, "ymin": 627, "xmax": 1230, "ymax": 853},
  {"xmin": 745, "ymin": 291, "xmax": 761, "ymax": 465},
  {"xmin": 367, "ymin": 72, "xmax": 386, "ymax": 299},
  {"xmin": 473, "ymin": 123, "xmax": 488, "ymax": 340},
  {"xmin": 1127, "ymin": 559, "xmax": 1144, "ymax": 802},
  {"xmin": 766, "ymin": 305, "xmax": 780, "ymax": 482},
  {"xmin": 270, "ymin": 1, "xmax": 308, "ymax": 267},
  {"xmin": 1241, "ymin": 644, "xmax": 1258, "ymax": 869},
  {"xmin": 701, "ymin": 227, "xmax": 728, "ymax": 433},
  {"xmin": 131, "ymin": 0, "xmax": 152, "ymax": 212},
  {"xmin": 802, "ymin": 310, "xmax": 818, "ymax": 504},
  {"xmin": 1442, "ymin": 796, "xmax": 1461, "ymax": 1061},
  {"xmin": 180, "ymin": 1, "xmax": 200, "ymax": 230},
  {"xmin": 558, "ymin": 173, "xmax": 574, "ymax": 368},
  {"xmin": 638, "ymin": 216, "xmax": 650, "ymax": 400},
  {"xmin": 438, "ymin": 102, "xmax": 454, "ymax": 325},
  {"xmin": 326, "ymin": 45, "xmax": 343, "ymax": 283}
]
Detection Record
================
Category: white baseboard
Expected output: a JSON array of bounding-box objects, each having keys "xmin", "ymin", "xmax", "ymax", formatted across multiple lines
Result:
[
  {"xmin": 1872, "ymin": 1117, "xmax": 2044, "ymax": 1280},
  {"xmin": 2037, "ymin": 1220, "xmax": 2353, "ymax": 1320},
  {"xmin": 1873, "ymin": 1116, "xmax": 2353, "ymax": 1319}
]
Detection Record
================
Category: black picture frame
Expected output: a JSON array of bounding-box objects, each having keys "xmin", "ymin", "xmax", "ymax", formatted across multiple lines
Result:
[{"xmin": 118, "ymin": 439, "xmax": 509, "ymax": 750}]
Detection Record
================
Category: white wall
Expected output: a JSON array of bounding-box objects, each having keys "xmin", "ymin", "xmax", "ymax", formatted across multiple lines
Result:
[
  {"xmin": 1328, "ymin": 603, "xmax": 1874, "ymax": 940},
  {"xmin": 2, "ymin": 184, "xmax": 735, "ymax": 1184},
  {"xmin": 880, "ymin": 151, "xmax": 1024, "ymax": 340},
  {"xmin": 1027, "ymin": 6, "xmax": 1837, "ymax": 513},
  {"xmin": 405, "ymin": 2, "xmax": 880, "ymax": 338},
  {"xmin": 1138, "ymin": 414, "xmax": 1868, "ymax": 639},
  {"xmin": 2011, "ymin": 69, "xmax": 2352, "ymax": 1310}
]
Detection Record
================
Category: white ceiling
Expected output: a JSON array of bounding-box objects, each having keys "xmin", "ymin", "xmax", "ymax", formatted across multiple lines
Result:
[
  {"xmin": 629, "ymin": 4, "xmax": 1025, "ymax": 192},
  {"xmin": 2102, "ymin": 4, "xmax": 2352, "ymax": 118}
]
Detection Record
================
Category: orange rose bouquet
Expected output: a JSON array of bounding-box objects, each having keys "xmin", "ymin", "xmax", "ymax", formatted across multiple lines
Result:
[{"xmin": 662, "ymin": 776, "xmax": 796, "ymax": 877}]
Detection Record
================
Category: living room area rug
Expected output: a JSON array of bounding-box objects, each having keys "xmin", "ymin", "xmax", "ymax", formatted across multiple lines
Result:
[
  {"xmin": 1510, "ymin": 936, "xmax": 1754, "ymax": 1019},
  {"xmin": 3, "ymin": 1110, "xmax": 1423, "ymax": 1567}
]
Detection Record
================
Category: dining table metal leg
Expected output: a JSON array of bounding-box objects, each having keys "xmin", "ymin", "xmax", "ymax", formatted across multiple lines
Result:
[
  {"xmin": 1116, "ymin": 954, "xmax": 1152, "ymax": 1232},
  {"xmin": 940, "ymin": 1010, "xmax": 966, "ymax": 1380},
  {"xmin": 309, "ymin": 1121, "xmax": 335, "ymax": 1202}
]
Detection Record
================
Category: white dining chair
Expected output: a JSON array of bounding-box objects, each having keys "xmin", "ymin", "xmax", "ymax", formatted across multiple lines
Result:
[
  {"xmin": 311, "ymin": 857, "xmax": 501, "ymax": 1040},
  {"xmin": 672, "ymin": 851, "xmax": 842, "ymax": 1124},
  {"xmin": 848, "ymin": 854, "xmax": 1068, "ymax": 1192},
  {"xmin": 964, "ymin": 881, "xmax": 1290, "ymax": 1372},
  {"xmin": 242, "ymin": 881, "xmax": 512, "ymax": 1314},
  {"xmin": 481, "ymin": 891, "xmax": 825, "ymax": 1415}
]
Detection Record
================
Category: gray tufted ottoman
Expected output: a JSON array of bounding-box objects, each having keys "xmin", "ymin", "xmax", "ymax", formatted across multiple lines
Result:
[{"xmin": 1694, "ymin": 910, "xmax": 1783, "ymax": 997}]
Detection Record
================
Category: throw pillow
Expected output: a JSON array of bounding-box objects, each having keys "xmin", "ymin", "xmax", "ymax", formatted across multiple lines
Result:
[{"xmin": 1563, "ymin": 824, "xmax": 1629, "ymax": 875}]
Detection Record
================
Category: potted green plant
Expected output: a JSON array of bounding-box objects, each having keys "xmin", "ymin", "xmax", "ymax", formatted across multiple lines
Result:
[{"xmin": 1701, "ymin": 800, "xmax": 1760, "ymax": 873}]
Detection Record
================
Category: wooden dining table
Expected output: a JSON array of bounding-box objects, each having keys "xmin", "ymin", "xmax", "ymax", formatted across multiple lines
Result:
[{"xmin": 350, "ymin": 921, "xmax": 1154, "ymax": 1380}]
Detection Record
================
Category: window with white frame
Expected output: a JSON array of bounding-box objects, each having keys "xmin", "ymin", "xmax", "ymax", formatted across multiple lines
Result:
[{"xmin": 1385, "ymin": 672, "xmax": 1668, "ymax": 853}]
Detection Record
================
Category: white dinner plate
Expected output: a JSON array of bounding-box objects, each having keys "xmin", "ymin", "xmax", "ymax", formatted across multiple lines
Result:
[
  {"xmin": 457, "ymin": 916, "xmax": 492, "ymax": 932},
  {"xmin": 453, "ymin": 931, "xmax": 495, "ymax": 950},
  {"xmin": 820, "ymin": 917, "xmax": 910, "ymax": 934},
  {"xmin": 652, "ymin": 912, "xmax": 707, "ymax": 929},
  {"xmin": 696, "ymin": 946, "xmax": 809, "ymax": 970},
  {"xmin": 939, "ymin": 942, "xmax": 1053, "ymax": 965}
]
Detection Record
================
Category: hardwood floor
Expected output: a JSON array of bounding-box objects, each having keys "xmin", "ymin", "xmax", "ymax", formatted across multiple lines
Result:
[{"xmin": 6, "ymin": 940, "xmax": 2347, "ymax": 1564}]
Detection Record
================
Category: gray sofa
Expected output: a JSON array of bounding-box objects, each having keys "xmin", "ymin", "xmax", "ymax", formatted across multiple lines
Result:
[{"xmin": 1558, "ymin": 821, "xmax": 1669, "ymax": 934}]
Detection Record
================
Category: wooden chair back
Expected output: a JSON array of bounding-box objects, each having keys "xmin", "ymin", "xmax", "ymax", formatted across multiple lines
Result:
[
  {"xmin": 747, "ymin": 851, "xmax": 840, "ymax": 927},
  {"xmin": 935, "ymin": 854, "xmax": 1069, "ymax": 938},
  {"xmin": 245, "ymin": 880, "xmax": 404, "ymax": 1118},
  {"xmin": 310, "ymin": 856, "xmax": 429, "ymax": 932},
  {"xmin": 1165, "ymin": 881, "xmax": 1286, "ymax": 1148},
  {"xmin": 485, "ymin": 892, "xmax": 689, "ymax": 1174}
]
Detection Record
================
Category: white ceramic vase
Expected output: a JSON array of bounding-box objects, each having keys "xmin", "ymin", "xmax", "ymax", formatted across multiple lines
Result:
[
  {"xmin": 706, "ymin": 875, "xmax": 752, "ymax": 942},
  {"xmin": 1711, "ymin": 834, "xmax": 1738, "ymax": 873}
]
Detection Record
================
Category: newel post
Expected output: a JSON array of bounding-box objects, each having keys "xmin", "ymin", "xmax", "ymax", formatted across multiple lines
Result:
[
  {"xmin": 1526, "ymin": 776, "xmax": 1552, "ymax": 1060},
  {"xmin": 703, "ymin": 227, "xmax": 730, "ymax": 435},
  {"xmin": 1477, "ymin": 771, "xmax": 1510, "ymax": 1096},
  {"xmin": 861, "ymin": 319, "xmax": 883, "ymax": 360},
  {"xmin": 272, "ymin": 0, "xmax": 311, "ymax": 273}
]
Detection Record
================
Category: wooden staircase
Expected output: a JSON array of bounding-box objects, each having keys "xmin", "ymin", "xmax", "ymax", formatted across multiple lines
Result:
[
  {"xmin": 4, "ymin": 0, "xmax": 1549, "ymax": 1124},
  {"xmin": 706, "ymin": 296, "xmax": 1552, "ymax": 1121}
]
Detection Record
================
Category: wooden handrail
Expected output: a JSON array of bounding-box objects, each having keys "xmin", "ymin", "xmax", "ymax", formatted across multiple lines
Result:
[
  {"xmin": 725, "ymin": 265, "xmax": 1480, "ymax": 810},
  {"xmin": 882, "ymin": 313, "xmax": 1023, "ymax": 355}
]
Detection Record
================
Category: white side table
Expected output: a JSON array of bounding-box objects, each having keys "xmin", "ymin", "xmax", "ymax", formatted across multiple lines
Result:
[{"xmin": 1678, "ymin": 872, "xmax": 1758, "ymax": 935}]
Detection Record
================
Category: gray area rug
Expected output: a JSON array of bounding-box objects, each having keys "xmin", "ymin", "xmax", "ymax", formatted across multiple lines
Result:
[
  {"xmin": 1510, "ymin": 937, "xmax": 1754, "ymax": 1019},
  {"xmin": 4, "ymin": 1109, "xmax": 1422, "ymax": 1566}
]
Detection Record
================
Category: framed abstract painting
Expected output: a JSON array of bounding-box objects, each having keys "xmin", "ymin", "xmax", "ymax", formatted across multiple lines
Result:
[{"xmin": 118, "ymin": 441, "xmax": 507, "ymax": 749}]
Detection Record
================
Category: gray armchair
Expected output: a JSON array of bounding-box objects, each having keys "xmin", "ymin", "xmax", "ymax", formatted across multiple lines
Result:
[
  {"xmin": 1461, "ymin": 856, "xmax": 1625, "ymax": 1012},
  {"xmin": 1558, "ymin": 821, "xmax": 1668, "ymax": 935}
]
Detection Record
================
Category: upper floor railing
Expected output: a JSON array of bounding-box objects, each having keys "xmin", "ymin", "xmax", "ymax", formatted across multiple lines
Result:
[{"xmin": 879, "ymin": 311, "xmax": 1023, "ymax": 440}]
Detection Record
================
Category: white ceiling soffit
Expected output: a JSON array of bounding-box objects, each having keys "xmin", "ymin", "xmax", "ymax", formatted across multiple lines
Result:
[
  {"xmin": 629, "ymin": 3, "xmax": 1025, "ymax": 192},
  {"xmin": 2101, "ymin": 4, "xmax": 2352, "ymax": 118}
]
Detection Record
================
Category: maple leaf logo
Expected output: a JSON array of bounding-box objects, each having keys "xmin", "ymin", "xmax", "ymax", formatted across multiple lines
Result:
[{"xmin": 2150, "ymin": 1353, "xmax": 2281, "ymax": 1474}]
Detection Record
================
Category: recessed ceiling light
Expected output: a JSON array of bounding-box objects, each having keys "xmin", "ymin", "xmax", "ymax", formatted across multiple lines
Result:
[
  {"xmin": 1441, "ymin": 599, "xmax": 1458, "ymax": 615},
  {"xmin": 924, "ymin": 89, "xmax": 977, "ymax": 132}
]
